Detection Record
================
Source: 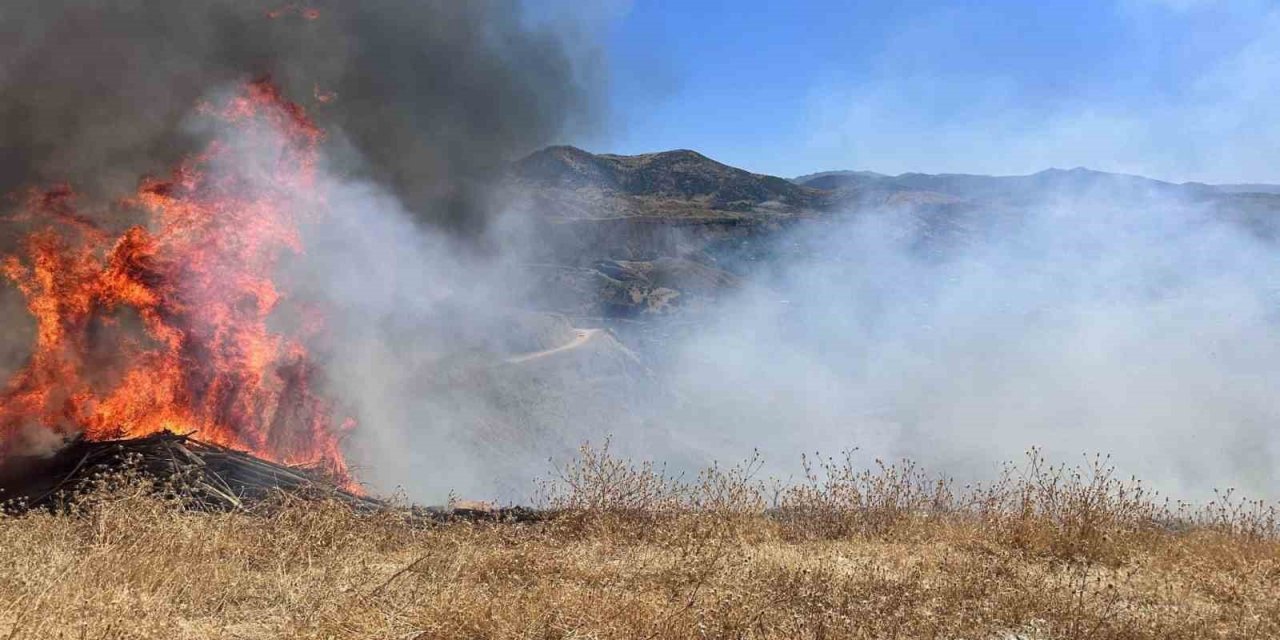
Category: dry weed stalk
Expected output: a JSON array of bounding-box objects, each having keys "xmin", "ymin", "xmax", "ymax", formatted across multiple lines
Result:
[{"xmin": 0, "ymin": 443, "xmax": 1275, "ymax": 639}]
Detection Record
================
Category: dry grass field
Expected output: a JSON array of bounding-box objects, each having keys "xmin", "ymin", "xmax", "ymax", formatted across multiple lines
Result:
[{"xmin": 0, "ymin": 445, "xmax": 1277, "ymax": 639}]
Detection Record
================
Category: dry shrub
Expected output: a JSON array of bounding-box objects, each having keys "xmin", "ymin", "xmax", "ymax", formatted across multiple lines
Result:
[
  {"xmin": 771, "ymin": 451, "xmax": 956, "ymax": 540},
  {"xmin": 0, "ymin": 444, "xmax": 1277, "ymax": 639}
]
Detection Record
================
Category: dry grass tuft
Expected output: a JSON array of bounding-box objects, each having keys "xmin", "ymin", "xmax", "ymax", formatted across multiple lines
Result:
[{"xmin": 0, "ymin": 444, "xmax": 1277, "ymax": 639}]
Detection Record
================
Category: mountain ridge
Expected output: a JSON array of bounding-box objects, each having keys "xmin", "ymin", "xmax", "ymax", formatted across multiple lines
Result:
[
  {"xmin": 512, "ymin": 145, "xmax": 824, "ymax": 214},
  {"xmin": 510, "ymin": 145, "xmax": 1280, "ymax": 321},
  {"xmin": 793, "ymin": 166, "xmax": 1280, "ymax": 198},
  {"xmin": 515, "ymin": 146, "xmax": 1280, "ymax": 212}
]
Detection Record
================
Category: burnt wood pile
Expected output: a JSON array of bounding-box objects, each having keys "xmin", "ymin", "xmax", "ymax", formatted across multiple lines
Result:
[
  {"xmin": 0, "ymin": 431, "xmax": 385, "ymax": 512},
  {"xmin": 0, "ymin": 431, "xmax": 544, "ymax": 523}
]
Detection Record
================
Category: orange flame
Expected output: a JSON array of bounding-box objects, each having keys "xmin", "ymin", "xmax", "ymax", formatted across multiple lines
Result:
[{"xmin": 0, "ymin": 80, "xmax": 354, "ymax": 485}]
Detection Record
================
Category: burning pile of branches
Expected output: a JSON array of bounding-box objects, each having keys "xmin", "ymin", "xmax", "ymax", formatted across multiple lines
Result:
[
  {"xmin": 0, "ymin": 431, "xmax": 545, "ymax": 522},
  {"xmin": 0, "ymin": 431, "xmax": 382, "ymax": 513},
  {"xmin": 0, "ymin": 80, "xmax": 373, "ymax": 507},
  {"xmin": 0, "ymin": 79, "xmax": 542, "ymax": 521},
  {"xmin": 0, "ymin": 79, "xmax": 352, "ymax": 481}
]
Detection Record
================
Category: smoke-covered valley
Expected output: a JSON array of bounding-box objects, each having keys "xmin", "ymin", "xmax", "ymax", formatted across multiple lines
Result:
[{"xmin": 290, "ymin": 144, "xmax": 1280, "ymax": 503}]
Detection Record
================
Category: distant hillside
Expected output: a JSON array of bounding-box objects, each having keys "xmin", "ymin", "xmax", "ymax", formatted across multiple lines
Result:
[
  {"xmin": 794, "ymin": 167, "xmax": 1280, "ymax": 201},
  {"xmin": 513, "ymin": 145, "xmax": 1280, "ymax": 227},
  {"xmin": 512, "ymin": 146, "xmax": 826, "ymax": 217},
  {"xmin": 510, "ymin": 147, "xmax": 1280, "ymax": 321},
  {"xmin": 508, "ymin": 147, "xmax": 846, "ymax": 321}
]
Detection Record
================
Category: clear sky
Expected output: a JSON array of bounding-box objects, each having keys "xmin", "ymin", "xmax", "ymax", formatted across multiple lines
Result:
[{"xmin": 571, "ymin": 0, "xmax": 1280, "ymax": 184}]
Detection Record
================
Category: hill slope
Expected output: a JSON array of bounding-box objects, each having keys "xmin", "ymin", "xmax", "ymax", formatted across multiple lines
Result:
[
  {"xmin": 513, "ymin": 145, "xmax": 828, "ymax": 218},
  {"xmin": 794, "ymin": 166, "xmax": 1280, "ymax": 202},
  {"xmin": 512, "ymin": 148, "xmax": 1280, "ymax": 321}
]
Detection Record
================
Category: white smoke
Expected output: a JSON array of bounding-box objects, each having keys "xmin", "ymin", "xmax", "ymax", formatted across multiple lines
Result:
[
  {"xmin": 659, "ymin": 187, "xmax": 1280, "ymax": 500},
  {"xmin": 273, "ymin": 131, "xmax": 1280, "ymax": 504},
  {"xmin": 284, "ymin": 170, "xmax": 665, "ymax": 501}
]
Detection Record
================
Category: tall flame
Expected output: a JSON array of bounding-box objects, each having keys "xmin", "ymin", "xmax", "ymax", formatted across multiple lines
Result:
[{"xmin": 0, "ymin": 80, "xmax": 353, "ymax": 483}]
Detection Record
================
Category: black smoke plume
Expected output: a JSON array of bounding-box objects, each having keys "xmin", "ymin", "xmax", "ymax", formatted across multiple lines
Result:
[{"xmin": 0, "ymin": 0, "xmax": 598, "ymax": 232}]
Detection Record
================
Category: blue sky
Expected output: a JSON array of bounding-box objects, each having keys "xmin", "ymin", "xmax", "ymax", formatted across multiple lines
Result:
[{"xmin": 568, "ymin": 0, "xmax": 1280, "ymax": 184}]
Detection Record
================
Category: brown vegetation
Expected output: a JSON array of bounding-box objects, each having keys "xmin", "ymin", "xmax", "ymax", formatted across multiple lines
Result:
[{"xmin": 0, "ymin": 445, "xmax": 1277, "ymax": 639}]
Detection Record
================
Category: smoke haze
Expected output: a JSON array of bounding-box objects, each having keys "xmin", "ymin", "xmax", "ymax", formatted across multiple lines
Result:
[
  {"xmin": 293, "ymin": 162, "xmax": 1280, "ymax": 502},
  {"xmin": 661, "ymin": 189, "xmax": 1280, "ymax": 500}
]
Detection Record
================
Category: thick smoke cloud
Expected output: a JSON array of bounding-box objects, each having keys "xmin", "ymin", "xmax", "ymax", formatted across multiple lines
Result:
[
  {"xmin": 284, "ymin": 184, "xmax": 666, "ymax": 500},
  {"xmin": 0, "ymin": 0, "xmax": 597, "ymax": 231},
  {"xmin": 661, "ymin": 188, "xmax": 1280, "ymax": 500}
]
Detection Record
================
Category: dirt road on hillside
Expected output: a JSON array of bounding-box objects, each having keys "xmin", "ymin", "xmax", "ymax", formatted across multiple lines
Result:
[{"xmin": 505, "ymin": 329, "xmax": 602, "ymax": 364}]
